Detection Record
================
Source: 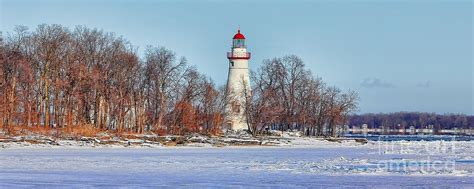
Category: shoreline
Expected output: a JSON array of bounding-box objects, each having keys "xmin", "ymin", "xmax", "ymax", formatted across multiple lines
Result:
[
  {"xmin": 0, "ymin": 134, "xmax": 370, "ymax": 149},
  {"xmin": 3, "ymin": 133, "xmax": 471, "ymax": 150}
]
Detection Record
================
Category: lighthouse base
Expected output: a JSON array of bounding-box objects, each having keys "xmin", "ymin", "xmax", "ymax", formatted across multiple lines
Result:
[{"xmin": 226, "ymin": 120, "xmax": 248, "ymax": 131}]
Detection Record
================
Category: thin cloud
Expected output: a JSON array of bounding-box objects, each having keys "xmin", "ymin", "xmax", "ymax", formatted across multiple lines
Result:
[
  {"xmin": 416, "ymin": 81, "xmax": 431, "ymax": 88},
  {"xmin": 361, "ymin": 78, "xmax": 394, "ymax": 88}
]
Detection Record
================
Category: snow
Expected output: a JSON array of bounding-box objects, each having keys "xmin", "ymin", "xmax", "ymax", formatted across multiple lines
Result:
[{"xmin": 0, "ymin": 139, "xmax": 473, "ymax": 188}]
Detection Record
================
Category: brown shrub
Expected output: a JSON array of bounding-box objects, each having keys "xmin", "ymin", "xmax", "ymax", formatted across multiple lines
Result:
[
  {"xmin": 61, "ymin": 124, "xmax": 101, "ymax": 137},
  {"xmin": 156, "ymin": 128, "xmax": 167, "ymax": 136},
  {"xmin": 10, "ymin": 125, "xmax": 52, "ymax": 136}
]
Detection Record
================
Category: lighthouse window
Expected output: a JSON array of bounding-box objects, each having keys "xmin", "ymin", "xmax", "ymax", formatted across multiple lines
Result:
[
  {"xmin": 233, "ymin": 39, "xmax": 245, "ymax": 48},
  {"xmin": 231, "ymin": 101, "xmax": 241, "ymax": 113},
  {"xmin": 232, "ymin": 104, "xmax": 240, "ymax": 113},
  {"xmin": 231, "ymin": 61, "xmax": 234, "ymax": 67}
]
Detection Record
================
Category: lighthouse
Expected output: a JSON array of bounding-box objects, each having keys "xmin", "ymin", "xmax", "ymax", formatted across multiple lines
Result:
[{"xmin": 226, "ymin": 29, "xmax": 251, "ymax": 131}]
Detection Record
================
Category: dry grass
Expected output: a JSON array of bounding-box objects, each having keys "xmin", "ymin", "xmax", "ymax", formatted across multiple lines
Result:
[
  {"xmin": 156, "ymin": 128, "xmax": 168, "ymax": 136},
  {"xmin": 10, "ymin": 126, "xmax": 53, "ymax": 136},
  {"xmin": 61, "ymin": 124, "xmax": 101, "ymax": 137},
  {"xmin": 3, "ymin": 124, "xmax": 102, "ymax": 138}
]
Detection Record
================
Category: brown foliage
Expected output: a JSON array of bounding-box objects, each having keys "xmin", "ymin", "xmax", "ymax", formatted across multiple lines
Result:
[{"xmin": 1, "ymin": 24, "xmax": 359, "ymax": 138}]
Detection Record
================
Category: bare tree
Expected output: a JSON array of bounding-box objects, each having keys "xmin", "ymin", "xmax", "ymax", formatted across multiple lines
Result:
[
  {"xmin": 1, "ymin": 24, "xmax": 361, "ymax": 138},
  {"xmin": 143, "ymin": 46, "xmax": 187, "ymax": 133}
]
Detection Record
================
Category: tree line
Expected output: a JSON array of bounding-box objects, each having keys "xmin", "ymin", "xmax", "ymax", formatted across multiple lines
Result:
[
  {"xmin": 0, "ymin": 24, "xmax": 358, "ymax": 137},
  {"xmin": 349, "ymin": 112, "xmax": 473, "ymax": 131},
  {"xmin": 243, "ymin": 56, "xmax": 359, "ymax": 136}
]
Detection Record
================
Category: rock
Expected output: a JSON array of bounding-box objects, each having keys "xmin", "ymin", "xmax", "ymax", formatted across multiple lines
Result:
[
  {"xmin": 261, "ymin": 140, "xmax": 281, "ymax": 146},
  {"xmin": 47, "ymin": 140, "xmax": 59, "ymax": 146},
  {"xmin": 354, "ymin": 138, "xmax": 368, "ymax": 144},
  {"xmin": 141, "ymin": 143, "xmax": 158, "ymax": 148},
  {"xmin": 143, "ymin": 135, "xmax": 167, "ymax": 143},
  {"xmin": 187, "ymin": 135, "xmax": 210, "ymax": 143},
  {"xmin": 127, "ymin": 139, "xmax": 145, "ymax": 145},
  {"xmin": 11, "ymin": 136, "xmax": 23, "ymax": 142},
  {"xmin": 185, "ymin": 143, "xmax": 212, "ymax": 147},
  {"xmin": 326, "ymin": 138, "xmax": 342, "ymax": 143},
  {"xmin": 220, "ymin": 138, "xmax": 261, "ymax": 146},
  {"xmin": 213, "ymin": 143, "xmax": 226, "ymax": 147},
  {"xmin": 99, "ymin": 140, "xmax": 120, "ymax": 145},
  {"xmin": 172, "ymin": 136, "xmax": 185, "ymax": 145},
  {"xmin": 80, "ymin": 137, "xmax": 91, "ymax": 142},
  {"xmin": 0, "ymin": 138, "xmax": 13, "ymax": 143},
  {"xmin": 165, "ymin": 141, "xmax": 177, "ymax": 146}
]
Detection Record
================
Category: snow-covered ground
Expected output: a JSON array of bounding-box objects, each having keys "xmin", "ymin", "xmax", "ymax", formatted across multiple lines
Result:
[{"xmin": 0, "ymin": 139, "xmax": 473, "ymax": 188}]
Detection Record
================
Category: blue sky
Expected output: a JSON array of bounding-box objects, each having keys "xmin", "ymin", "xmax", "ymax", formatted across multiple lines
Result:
[{"xmin": 1, "ymin": 0, "xmax": 472, "ymax": 114}]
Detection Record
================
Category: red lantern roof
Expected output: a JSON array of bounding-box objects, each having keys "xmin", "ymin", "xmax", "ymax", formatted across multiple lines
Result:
[{"xmin": 233, "ymin": 29, "xmax": 245, "ymax": 39}]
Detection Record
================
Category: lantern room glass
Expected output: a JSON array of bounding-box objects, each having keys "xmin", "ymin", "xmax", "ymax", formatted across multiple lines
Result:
[{"xmin": 233, "ymin": 39, "xmax": 245, "ymax": 48}]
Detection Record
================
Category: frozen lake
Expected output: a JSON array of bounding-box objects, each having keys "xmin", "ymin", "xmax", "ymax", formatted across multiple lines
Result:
[{"xmin": 1, "ymin": 141, "xmax": 473, "ymax": 188}]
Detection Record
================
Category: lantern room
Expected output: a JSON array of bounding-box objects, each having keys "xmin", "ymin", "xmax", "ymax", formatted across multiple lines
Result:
[
  {"xmin": 232, "ymin": 29, "xmax": 246, "ymax": 48},
  {"xmin": 227, "ymin": 29, "xmax": 251, "ymax": 60}
]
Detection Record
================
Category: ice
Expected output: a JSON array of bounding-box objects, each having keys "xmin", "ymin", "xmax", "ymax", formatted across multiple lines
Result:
[{"xmin": 0, "ymin": 140, "xmax": 473, "ymax": 188}]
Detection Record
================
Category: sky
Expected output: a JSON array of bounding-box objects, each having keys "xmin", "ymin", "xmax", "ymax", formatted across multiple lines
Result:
[{"xmin": 1, "ymin": 0, "xmax": 472, "ymax": 115}]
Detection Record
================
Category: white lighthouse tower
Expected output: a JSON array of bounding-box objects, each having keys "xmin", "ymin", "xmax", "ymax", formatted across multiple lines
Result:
[{"xmin": 226, "ymin": 29, "xmax": 251, "ymax": 131}]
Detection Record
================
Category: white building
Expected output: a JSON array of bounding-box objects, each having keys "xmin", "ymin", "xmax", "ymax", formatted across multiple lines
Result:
[
  {"xmin": 361, "ymin": 124, "xmax": 368, "ymax": 135},
  {"xmin": 225, "ymin": 29, "xmax": 251, "ymax": 131},
  {"xmin": 408, "ymin": 126, "xmax": 416, "ymax": 135}
]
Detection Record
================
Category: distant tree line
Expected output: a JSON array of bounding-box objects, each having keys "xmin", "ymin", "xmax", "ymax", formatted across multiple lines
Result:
[
  {"xmin": 349, "ymin": 112, "xmax": 473, "ymax": 131},
  {"xmin": 0, "ymin": 24, "xmax": 358, "ymax": 137}
]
